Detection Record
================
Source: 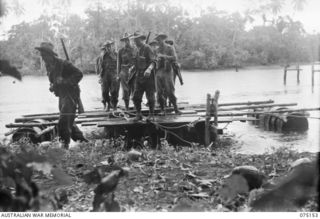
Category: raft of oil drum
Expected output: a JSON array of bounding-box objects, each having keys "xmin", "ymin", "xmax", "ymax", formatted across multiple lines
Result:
[
  {"xmin": 12, "ymin": 119, "xmax": 56, "ymax": 143},
  {"xmin": 253, "ymin": 107, "xmax": 309, "ymax": 132}
]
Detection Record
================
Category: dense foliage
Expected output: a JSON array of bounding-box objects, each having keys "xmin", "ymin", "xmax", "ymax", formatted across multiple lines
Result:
[{"xmin": 0, "ymin": 0, "xmax": 319, "ymax": 75}]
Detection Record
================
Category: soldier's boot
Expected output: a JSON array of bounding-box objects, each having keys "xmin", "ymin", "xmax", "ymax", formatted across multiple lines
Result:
[
  {"xmin": 173, "ymin": 103, "xmax": 182, "ymax": 115},
  {"xmin": 102, "ymin": 101, "xmax": 107, "ymax": 110},
  {"xmin": 133, "ymin": 111, "xmax": 143, "ymax": 121},
  {"xmin": 111, "ymin": 101, "xmax": 118, "ymax": 111},
  {"xmin": 59, "ymin": 141, "xmax": 69, "ymax": 150},
  {"xmin": 124, "ymin": 100, "xmax": 130, "ymax": 111},
  {"xmin": 106, "ymin": 103, "xmax": 111, "ymax": 112},
  {"xmin": 147, "ymin": 106, "xmax": 155, "ymax": 121},
  {"xmin": 159, "ymin": 102, "xmax": 166, "ymax": 116}
]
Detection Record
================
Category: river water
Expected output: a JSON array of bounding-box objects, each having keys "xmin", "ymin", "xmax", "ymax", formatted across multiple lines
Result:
[{"xmin": 0, "ymin": 65, "xmax": 319, "ymax": 154}]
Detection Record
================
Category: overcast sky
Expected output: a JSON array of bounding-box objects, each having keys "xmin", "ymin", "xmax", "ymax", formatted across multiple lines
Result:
[{"xmin": 1, "ymin": 0, "xmax": 320, "ymax": 36}]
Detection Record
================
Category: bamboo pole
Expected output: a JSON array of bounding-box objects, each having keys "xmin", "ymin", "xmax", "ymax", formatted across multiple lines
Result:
[
  {"xmin": 11, "ymin": 106, "xmax": 319, "ymax": 127},
  {"xmin": 193, "ymin": 103, "xmax": 297, "ymax": 113},
  {"xmin": 12, "ymin": 102, "xmax": 302, "ymax": 123},
  {"xmin": 218, "ymin": 99, "xmax": 273, "ymax": 107},
  {"xmin": 218, "ymin": 103, "xmax": 297, "ymax": 111},
  {"xmin": 6, "ymin": 122, "xmax": 58, "ymax": 128},
  {"xmin": 217, "ymin": 107, "xmax": 320, "ymax": 117},
  {"xmin": 6, "ymin": 117, "xmax": 261, "ymax": 129},
  {"xmin": 20, "ymin": 100, "xmax": 275, "ymax": 118}
]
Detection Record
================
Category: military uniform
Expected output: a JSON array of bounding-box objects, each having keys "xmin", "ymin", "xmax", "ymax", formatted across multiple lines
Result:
[
  {"xmin": 118, "ymin": 44, "xmax": 135, "ymax": 109},
  {"xmin": 97, "ymin": 47, "xmax": 120, "ymax": 110},
  {"xmin": 132, "ymin": 43, "xmax": 156, "ymax": 116},
  {"xmin": 36, "ymin": 42, "xmax": 87, "ymax": 148},
  {"xmin": 155, "ymin": 42, "xmax": 179, "ymax": 112},
  {"xmin": 48, "ymin": 59, "xmax": 86, "ymax": 146}
]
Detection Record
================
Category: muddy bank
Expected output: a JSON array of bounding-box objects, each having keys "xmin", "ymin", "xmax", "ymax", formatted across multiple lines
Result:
[{"xmin": 2, "ymin": 134, "xmax": 317, "ymax": 212}]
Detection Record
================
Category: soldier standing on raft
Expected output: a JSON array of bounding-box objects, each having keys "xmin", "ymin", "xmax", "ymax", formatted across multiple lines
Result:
[
  {"xmin": 117, "ymin": 33, "xmax": 136, "ymax": 110},
  {"xmin": 96, "ymin": 41, "xmax": 120, "ymax": 111},
  {"xmin": 165, "ymin": 39, "xmax": 183, "ymax": 86},
  {"xmin": 35, "ymin": 42, "xmax": 88, "ymax": 149},
  {"xmin": 130, "ymin": 32, "xmax": 157, "ymax": 121},
  {"xmin": 154, "ymin": 33, "xmax": 181, "ymax": 115}
]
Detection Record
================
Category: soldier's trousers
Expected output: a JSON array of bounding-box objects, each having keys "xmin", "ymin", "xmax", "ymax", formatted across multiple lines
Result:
[
  {"xmin": 101, "ymin": 71, "xmax": 120, "ymax": 107},
  {"xmin": 132, "ymin": 72, "xmax": 155, "ymax": 111},
  {"xmin": 58, "ymin": 95, "xmax": 86, "ymax": 145},
  {"xmin": 119, "ymin": 66, "xmax": 132, "ymax": 104},
  {"xmin": 156, "ymin": 69, "xmax": 177, "ymax": 109}
]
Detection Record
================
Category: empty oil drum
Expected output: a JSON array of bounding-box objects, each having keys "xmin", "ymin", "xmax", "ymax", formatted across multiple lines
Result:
[
  {"xmin": 263, "ymin": 114, "xmax": 272, "ymax": 131},
  {"xmin": 264, "ymin": 107, "xmax": 288, "ymax": 131},
  {"xmin": 12, "ymin": 119, "xmax": 55, "ymax": 143},
  {"xmin": 269, "ymin": 116, "xmax": 278, "ymax": 131},
  {"xmin": 282, "ymin": 112, "xmax": 308, "ymax": 132},
  {"xmin": 259, "ymin": 114, "xmax": 266, "ymax": 129},
  {"xmin": 274, "ymin": 117, "xmax": 284, "ymax": 132}
]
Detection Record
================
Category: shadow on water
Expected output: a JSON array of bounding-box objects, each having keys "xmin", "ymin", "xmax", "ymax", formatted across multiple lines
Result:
[{"xmin": 0, "ymin": 65, "xmax": 319, "ymax": 154}]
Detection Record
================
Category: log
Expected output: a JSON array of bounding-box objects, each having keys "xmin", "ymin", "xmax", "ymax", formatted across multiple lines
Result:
[
  {"xmin": 218, "ymin": 103, "xmax": 297, "ymax": 111},
  {"xmin": 4, "ymin": 129, "xmax": 17, "ymax": 136},
  {"xmin": 15, "ymin": 115, "xmax": 62, "ymax": 123},
  {"xmin": 35, "ymin": 126, "xmax": 55, "ymax": 137}
]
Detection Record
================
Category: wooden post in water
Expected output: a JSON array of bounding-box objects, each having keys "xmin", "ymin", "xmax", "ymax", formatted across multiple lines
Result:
[
  {"xmin": 283, "ymin": 66, "xmax": 287, "ymax": 85},
  {"xmin": 211, "ymin": 90, "xmax": 220, "ymax": 144},
  {"xmin": 297, "ymin": 64, "xmax": 300, "ymax": 84},
  {"xmin": 312, "ymin": 64, "xmax": 315, "ymax": 88},
  {"xmin": 205, "ymin": 93, "xmax": 211, "ymax": 147}
]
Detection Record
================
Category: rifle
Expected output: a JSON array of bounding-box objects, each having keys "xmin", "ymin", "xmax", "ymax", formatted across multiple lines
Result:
[
  {"xmin": 146, "ymin": 31, "xmax": 151, "ymax": 44},
  {"xmin": 60, "ymin": 38, "xmax": 85, "ymax": 114},
  {"xmin": 60, "ymin": 38, "xmax": 70, "ymax": 61},
  {"xmin": 173, "ymin": 62, "xmax": 183, "ymax": 85},
  {"xmin": 116, "ymin": 42, "xmax": 120, "ymax": 81}
]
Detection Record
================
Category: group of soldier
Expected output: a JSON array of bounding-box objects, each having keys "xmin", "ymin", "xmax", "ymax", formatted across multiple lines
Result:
[
  {"xmin": 34, "ymin": 31, "xmax": 183, "ymax": 149},
  {"xmin": 96, "ymin": 32, "xmax": 184, "ymax": 121}
]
